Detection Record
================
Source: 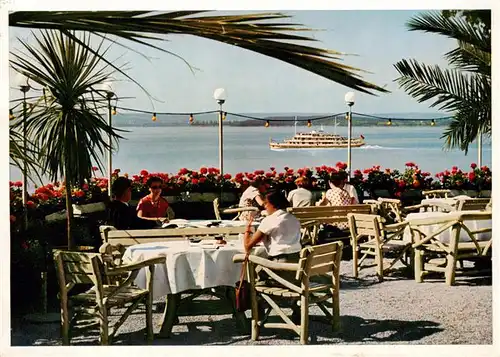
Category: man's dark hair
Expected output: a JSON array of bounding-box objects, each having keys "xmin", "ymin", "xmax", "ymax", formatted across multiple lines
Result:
[
  {"xmin": 265, "ymin": 190, "xmax": 290, "ymax": 210},
  {"xmin": 112, "ymin": 176, "xmax": 131, "ymax": 197},
  {"xmin": 146, "ymin": 176, "xmax": 163, "ymax": 188},
  {"xmin": 338, "ymin": 171, "xmax": 348, "ymax": 181}
]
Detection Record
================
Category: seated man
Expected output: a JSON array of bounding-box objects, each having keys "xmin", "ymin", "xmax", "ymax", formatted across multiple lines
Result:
[{"xmin": 107, "ymin": 176, "xmax": 156, "ymax": 230}]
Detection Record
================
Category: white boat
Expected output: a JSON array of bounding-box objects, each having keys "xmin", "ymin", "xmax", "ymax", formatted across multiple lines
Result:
[{"xmin": 269, "ymin": 129, "xmax": 365, "ymax": 149}]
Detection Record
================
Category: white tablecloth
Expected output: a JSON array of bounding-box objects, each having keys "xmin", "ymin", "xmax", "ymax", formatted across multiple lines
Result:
[
  {"xmin": 123, "ymin": 240, "xmax": 265, "ymax": 299},
  {"xmin": 404, "ymin": 211, "xmax": 491, "ymax": 244}
]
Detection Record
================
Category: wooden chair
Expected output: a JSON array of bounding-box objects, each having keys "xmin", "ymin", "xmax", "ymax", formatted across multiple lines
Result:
[
  {"xmin": 53, "ymin": 249, "xmax": 165, "ymax": 345},
  {"xmin": 409, "ymin": 211, "xmax": 492, "ymax": 285},
  {"xmin": 456, "ymin": 198, "xmax": 491, "ymax": 211},
  {"xmin": 347, "ymin": 213, "xmax": 411, "ymax": 280},
  {"xmin": 234, "ymin": 242, "xmax": 343, "ymax": 345},
  {"xmin": 422, "ymin": 189, "xmax": 451, "ymax": 199},
  {"xmin": 213, "ymin": 198, "xmax": 258, "ymax": 220}
]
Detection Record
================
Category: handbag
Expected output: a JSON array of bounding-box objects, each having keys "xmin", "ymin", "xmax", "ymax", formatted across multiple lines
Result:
[{"xmin": 235, "ymin": 253, "xmax": 250, "ymax": 312}]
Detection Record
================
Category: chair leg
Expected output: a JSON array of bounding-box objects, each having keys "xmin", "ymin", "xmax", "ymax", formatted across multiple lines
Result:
[
  {"xmin": 299, "ymin": 294, "xmax": 309, "ymax": 345},
  {"xmin": 248, "ymin": 265, "xmax": 260, "ymax": 341},
  {"xmin": 375, "ymin": 247, "xmax": 384, "ymax": 281},
  {"xmin": 445, "ymin": 253, "xmax": 457, "ymax": 286},
  {"xmin": 61, "ymin": 305, "xmax": 70, "ymax": 345},
  {"xmin": 332, "ymin": 291, "xmax": 340, "ymax": 332},
  {"xmin": 352, "ymin": 244, "xmax": 358, "ymax": 278},
  {"xmin": 145, "ymin": 293, "xmax": 154, "ymax": 343},
  {"xmin": 99, "ymin": 307, "xmax": 109, "ymax": 345},
  {"xmin": 414, "ymin": 249, "xmax": 424, "ymax": 283}
]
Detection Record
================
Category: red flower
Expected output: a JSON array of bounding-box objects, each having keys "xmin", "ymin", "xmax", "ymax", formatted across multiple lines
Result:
[
  {"xmin": 14, "ymin": 181, "xmax": 22, "ymax": 187},
  {"xmin": 270, "ymin": 167, "xmax": 275, "ymax": 171},
  {"xmin": 191, "ymin": 178, "xmax": 199, "ymax": 185},
  {"xmin": 26, "ymin": 201, "xmax": 35, "ymax": 209},
  {"xmin": 74, "ymin": 191, "xmax": 85, "ymax": 198},
  {"xmin": 200, "ymin": 167, "xmax": 208, "ymax": 175},
  {"xmin": 470, "ymin": 163, "xmax": 477, "ymax": 169},
  {"xmin": 412, "ymin": 181, "xmax": 420, "ymax": 188},
  {"xmin": 179, "ymin": 168, "xmax": 189, "ymax": 175},
  {"xmin": 468, "ymin": 172, "xmax": 476, "ymax": 182},
  {"xmin": 223, "ymin": 173, "xmax": 232, "ymax": 180},
  {"xmin": 199, "ymin": 177, "xmax": 207, "ymax": 184},
  {"xmin": 451, "ymin": 166, "xmax": 458, "ymax": 173},
  {"xmin": 140, "ymin": 170, "xmax": 149, "ymax": 176},
  {"xmin": 9, "ymin": 181, "xmax": 13, "ymax": 187},
  {"xmin": 405, "ymin": 162, "xmax": 416, "ymax": 167},
  {"xmin": 82, "ymin": 184, "xmax": 89, "ymax": 191},
  {"xmin": 38, "ymin": 193, "xmax": 49, "ymax": 201}
]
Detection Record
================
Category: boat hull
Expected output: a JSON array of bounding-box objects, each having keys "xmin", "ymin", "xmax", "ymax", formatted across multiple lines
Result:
[{"xmin": 269, "ymin": 142, "xmax": 365, "ymax": 149}]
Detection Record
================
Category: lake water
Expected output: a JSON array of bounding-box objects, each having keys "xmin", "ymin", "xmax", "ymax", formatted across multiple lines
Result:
[{"xmin": 10, "ymin": 125, "xmax": 492, "ymax": 188}]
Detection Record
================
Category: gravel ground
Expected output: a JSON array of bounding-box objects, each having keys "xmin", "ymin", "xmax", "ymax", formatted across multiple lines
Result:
[{"xmin": 10, "ymin": 260, "xmax": 492, "ymax": 346}]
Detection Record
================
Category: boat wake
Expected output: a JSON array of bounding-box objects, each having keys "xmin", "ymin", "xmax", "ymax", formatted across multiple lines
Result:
[{"xmin": 358, "ymin": 145, "xmax": 399, "ymax": 150}]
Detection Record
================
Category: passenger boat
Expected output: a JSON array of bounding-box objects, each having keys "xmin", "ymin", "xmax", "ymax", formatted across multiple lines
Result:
[{"xmin": 269, "ymin": 129, "xmax": 365, "ymax": 149}]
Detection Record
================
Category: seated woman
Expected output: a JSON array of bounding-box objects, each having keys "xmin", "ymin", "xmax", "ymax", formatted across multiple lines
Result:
[
  {"xmin": 243, "ymin": 190, "xmax": 301, "ymax": 264},
  {"xmin": 315, "ymin": 172, "xmax": 353, "ymax": 232},
  {"xmin": 137, "ymin": 176, "xmax": 171, "ymax": 225},
  {"xmin": 287, "ymin": 177, "xmax": 313, "ymax": 207},
  {"xmin": 339, "ymin": 171, "xmax": 359, "ymax": 204},
  {"xmin": 238, "ymin": 178, "xmax": 266, "ymax": 221}
]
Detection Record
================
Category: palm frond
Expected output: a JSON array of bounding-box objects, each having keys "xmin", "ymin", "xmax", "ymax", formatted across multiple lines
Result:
[
  {"xmin": 9, "ymin": 11, "xmax": 389, "ymax": 95},
  {"xmin": 393, "ymin": 58, "xmax": 488, "ymax": 113},
  {"xmin": 10, "ymin": 30, "xmax": 124, "ymax": 186},
  {"xmin": 407, "ymin": 11, "xmax": 490, "ymax": 53},
  {"xmin": 444, "ymin": 41, "xmax": 490, "ymax": 75}
]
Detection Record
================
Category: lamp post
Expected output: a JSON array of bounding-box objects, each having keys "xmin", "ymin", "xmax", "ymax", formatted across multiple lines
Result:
[
  {"xmin": 103, "ymin": 81, "xmax": 114, "ymax": 198},
  {"xmin": 15, "ymin": 73, "xmax": 31, "ymax": 227},
  {"xmin": 213, "ymin": 88, "xmax": 226, "ymax": 179},
  {"xmin": 344, "ymin": 91, "xmax": 355, "ymax": 182},
  {"xmin": 478, "ymin": 127, "xmax": 482, "ymax": 168}
]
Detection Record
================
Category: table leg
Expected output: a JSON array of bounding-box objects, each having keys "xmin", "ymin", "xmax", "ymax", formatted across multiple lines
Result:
[
  {"xmin": 224, "ymin": 287, "xmax": 250, "ymax": 333},
  {"xmin": 158, "ymin": 293, "xmax": 181, "ymax": 338}
]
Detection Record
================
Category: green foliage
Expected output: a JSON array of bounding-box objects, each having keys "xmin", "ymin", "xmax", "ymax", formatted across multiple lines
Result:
[{"xmin": 394, "ymin": 11, "xmax": 491, "ymax": 153}]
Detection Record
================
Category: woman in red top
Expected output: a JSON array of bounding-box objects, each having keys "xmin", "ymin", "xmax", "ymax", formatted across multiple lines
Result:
[{"xmin": 137, "ymin": 176, "xmax": 170, "ymax": 224}]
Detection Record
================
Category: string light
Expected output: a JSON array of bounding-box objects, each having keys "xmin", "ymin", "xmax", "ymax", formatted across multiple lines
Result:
[
  {"xmin": 386, "ymin": 119, "xmax": 392, "ymax": 126},
  {"xmin": 189, "ymin": 114, "xmax": 194, "ymax": 124},
  {"xmin": 112, "ymin": 106, "xmax": 117, "ymax": 115},
  {"xmin": 430, "ymin": 119, "xmax": 436, "ymax": 126},
  {"xmin": 9, "ymin": 109, "xmax": 15, "ymax": 120},
  {"xmin": 152, "ymin": 112, "xmax": 157, "ymax": 121},
  {"xmin": 222, "ymin": 112, "xmax": 227, "ymax": 120},
  {"xmin": 307, "ymin": 119, "xmax": 312, "ymax": 127},
  {"xmin": 345, "ymin": 112, "xmax": 349, "ymax": 120},
  {"xmin": 265, "ymin": 120, "xmax": 270, "ymax": 128}
]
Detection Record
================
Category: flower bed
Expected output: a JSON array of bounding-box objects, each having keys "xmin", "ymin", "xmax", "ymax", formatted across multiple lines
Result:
[{"xmin": 10, "ymin": 162, "xmax": 491, "ymax": 217}]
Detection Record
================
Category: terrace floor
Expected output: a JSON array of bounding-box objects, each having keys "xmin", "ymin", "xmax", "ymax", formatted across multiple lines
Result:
[{"xmin": 10, "ymin": 260, "xmax": 492, "ymax": 346}]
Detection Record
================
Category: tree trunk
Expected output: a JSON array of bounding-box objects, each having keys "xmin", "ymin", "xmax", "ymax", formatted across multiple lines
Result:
[{"xmin": 64, "ymin": 172, "xmax": 74, "ymax": 250}]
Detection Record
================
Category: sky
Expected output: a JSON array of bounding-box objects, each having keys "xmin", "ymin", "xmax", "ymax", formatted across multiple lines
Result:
[{"xmin": 9, "ymin": 10, "xmax": 458, "ymax": 115}]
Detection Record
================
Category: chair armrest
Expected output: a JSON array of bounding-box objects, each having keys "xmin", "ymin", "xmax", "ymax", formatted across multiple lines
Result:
[
  {"xmin": 233, "ymin": 253, "xmax": 299, "ymax": 271},
  {"xmin": 301, "ymin": 220, "xmax": 319, "ymax": 228},
  {"xmin": 385, "ymin": 221, "xmax": 408, "ymax": 232},
  {"xmin": 363, "ymin": 199, "xmax": 379, "ymax": 205},
  {"xmin": 106, "ymin": 256, "xmax": 166, "ymax": 276},
  {"xmin": 403, "ymin": 202, "xmax": 453, "ymax": 213}
]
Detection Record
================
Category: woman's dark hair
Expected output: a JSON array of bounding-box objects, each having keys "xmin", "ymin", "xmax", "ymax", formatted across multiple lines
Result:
[
  {"xmin": 146, "ymin": 176, "xmax": 163, "ymax": 187},
  {"xmin": 112, "ymin": 176, "xmax": 131, "ymax": 197},
  {"xmin": 329, "ymin": 172, "xmax": 344, "ymax": 188},
  {"xmin": 265, "ymin": 190, "xmax": 290, "ymax": 210},
  {"xmin": 250, "ymin": 177, "xmax": 265, "ymax": 188}
]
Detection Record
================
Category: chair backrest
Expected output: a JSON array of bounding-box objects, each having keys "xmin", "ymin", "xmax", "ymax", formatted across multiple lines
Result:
[
  {"xmin": 213, "ymin": 198, "xmax": 222, "ymax": 220},
  {"xmin": 289, "ymin": 204, "xmax": 372, "ymax": 225},
  {"xmin": 105, "ymin": 226, "xmax": 247, "ymax": 246},
  {"xmin": 456, "ymin": 198, "xmax": 491, "ymax": 211},
  {"xmin": 53, "ymin": 250, "xmax": 104, "ymax": 296},
  {"xmin": 377, "ymin": 198, "xmax": 403, "ymax": 223},
  {"xmin": 296, "ymin": 241, "xmax": 343, "ymax": 282},
  {"xmin": 422, "ymin": 189, "xmax": 451, "ymax": 199},
  {"xmin": 347, "ymin": 213, "xmax": 384, "ymax": 244}
]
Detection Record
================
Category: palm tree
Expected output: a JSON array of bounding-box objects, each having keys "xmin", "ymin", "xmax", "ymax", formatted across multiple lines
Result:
[
  {"xmin": 10, "ymin": 30, "xmax": 123, "ymax": 249},
  {"xmin": 9, "ymin": 11, "xmax": 388, "ymax": 94},
  {"xmin": 394, "ymin": 11, "xmax": 491, "ymax": 153}
]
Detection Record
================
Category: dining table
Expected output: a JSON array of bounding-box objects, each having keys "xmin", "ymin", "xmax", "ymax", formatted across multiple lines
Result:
[
  {"xmin": 122, "ymin": 238, "xmax": 266, "ymax": 337},
  {"xmin": 419, "ymin": 195, "xmax": 471, "ymax": 212},
  {"xmin": 403, "ymin": 210, "xmax": 492, "ymax": 244}
]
